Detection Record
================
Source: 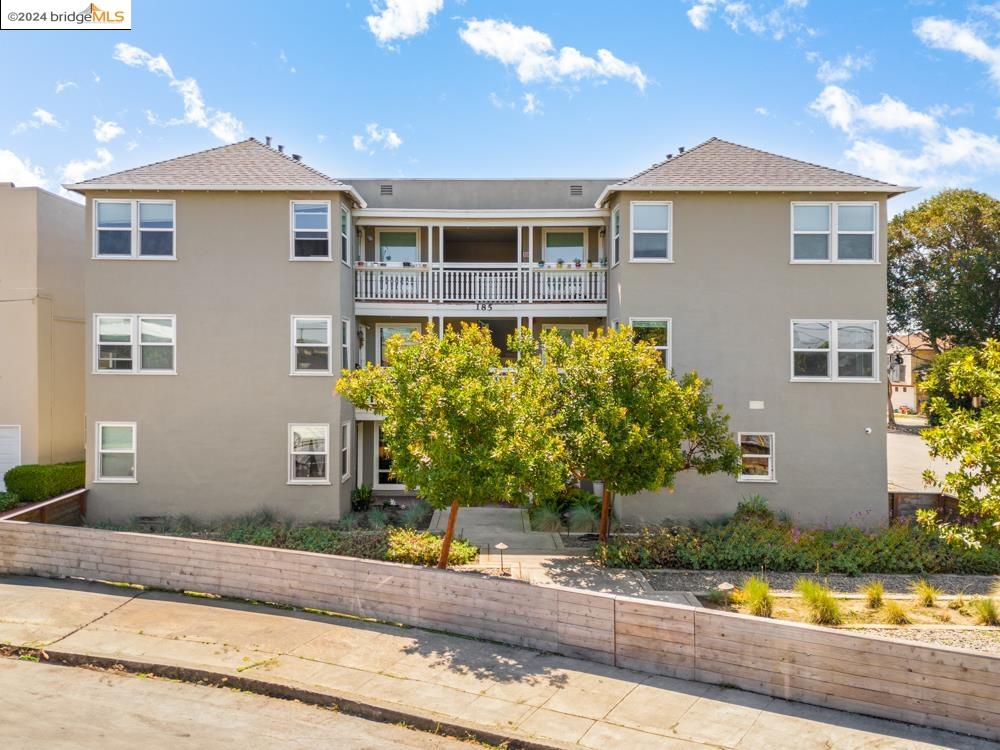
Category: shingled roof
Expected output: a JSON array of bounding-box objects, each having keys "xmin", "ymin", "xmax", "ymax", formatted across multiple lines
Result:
[
  {"xmin": 65, "ymin": 138, "xmax": 366, "ymax": 206},
  {"xmin": 596, "ymin": 138, "xmax": 912, "ymax": 205}
]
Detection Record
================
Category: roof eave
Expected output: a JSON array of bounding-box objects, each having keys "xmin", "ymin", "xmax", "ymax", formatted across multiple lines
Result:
[
  {"xmin": 63, "ymin": 182, "xmax": 368, "ymax": 207},
  {"xmin": 595, "ymin": 183, "xmax": 916, "ymax": 207}
]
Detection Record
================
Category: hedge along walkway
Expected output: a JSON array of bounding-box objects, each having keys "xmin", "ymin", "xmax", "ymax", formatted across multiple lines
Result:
[{"xmin": 0, "ymin": 576, "xmax": 992, "ymax": 750}]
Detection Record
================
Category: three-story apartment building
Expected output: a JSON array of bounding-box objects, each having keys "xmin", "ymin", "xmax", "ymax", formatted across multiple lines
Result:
[{"xmin": 68, "ymin": 137, "xmax": 910, "ymax": 525}]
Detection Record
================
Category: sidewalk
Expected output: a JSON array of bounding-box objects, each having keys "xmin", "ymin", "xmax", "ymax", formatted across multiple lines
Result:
[{"xmin": 0, "ymin": 576, "xmax": 991, "ymax": 749}]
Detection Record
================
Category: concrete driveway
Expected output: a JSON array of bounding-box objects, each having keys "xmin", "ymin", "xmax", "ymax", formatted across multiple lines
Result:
[{"xmin": 887, "ymin": 430, "xmax": 959, "ymax": 493}]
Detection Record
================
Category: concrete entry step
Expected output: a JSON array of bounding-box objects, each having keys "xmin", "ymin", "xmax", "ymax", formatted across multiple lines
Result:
[{"xmin": 428, "ymin": 506, "xmax": 562, "ymax": 553}]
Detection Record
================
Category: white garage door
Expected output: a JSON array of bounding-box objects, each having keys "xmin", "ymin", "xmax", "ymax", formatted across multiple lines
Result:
[{"xmin": 0, "ymin": 426, "xmax": 21, "ymax": 492}]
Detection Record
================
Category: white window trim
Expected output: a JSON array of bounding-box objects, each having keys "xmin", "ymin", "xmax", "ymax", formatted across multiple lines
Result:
[
  {"xmin": 790, "ymin": 319, "xmax": 880, "ymax": 382},
  {"xmin": 541, "ymin": 323, "xmax": 589, "ymax": 339},
  {"xmin": 611, "ymin": 206, "xmax": 621, "ymax": 268},
  {"xmin": 93, "ymin": 199, "xmax": 176, "ymax": 260},
  {"xmin": 374, "ymin": 227, "xmax": 421, "ymax": 265},
  {"xmin": 341, "ymin": 318, "xmax": 352, "ymax": 372},
  {"xmin": 629, "ymin": 200, "xmax": 673, "ymax": 263},
  {"xmin": 289, "ymin": 200, "xmax": 332, "ymax": 261},
  {"xmin": 341, "ymin": 421, "xmax": 351, "ymax": 482},
  {"xmin": 94, "ymin": 421, "xmax": 137, "ymax": 483},
  {"xmin": 290, "ymin": 315, "xmax": 334, "ymax": 376},
  {"xmin": 541, "ymin": 227, "xmax": 589, "ymax": 264},
  {"xmin": 93, "ymin": 314, "xmax": 177, "ymax": 375},
  {"xmin": 629, "ymin": 317, "xmax": 672, "ymax": 370},
  {"xmin": 376, "ymin": 322, "xmax": 421, "ymax": 365},
  {"xmin": 288, "ymin": 423, "xmax": 331, "ymax": 485},
  {"xmin": 737, "ymin": 432, "xmax": 776, "ymax": 483},
  {"xmin": 374, "ymin": 422, "xmax": 405, "ymax": 490},
  {"xmin": 790, "ymin": 201, "xmax": 879, "ymax": 264},
  {"xmin": 340, "ymin": 205, "xmax": 351, "ymax": 266}
]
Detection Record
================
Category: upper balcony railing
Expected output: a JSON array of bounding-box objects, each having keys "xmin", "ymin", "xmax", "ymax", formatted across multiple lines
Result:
[{"xmin": 355, "ymin": 262, "xmax": 607, "ymax": 304}]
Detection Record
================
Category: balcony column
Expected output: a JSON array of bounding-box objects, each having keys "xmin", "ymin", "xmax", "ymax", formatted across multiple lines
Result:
[
  {"xmin": 527, "ymin": 225, "xmax": 534, "ymax": 303},
  {"xmin": 427, "ymin": 224, "xmax": 433, "ymax": 303},
  {"xmin": 516, "ymin": 224, "xmax": 523, "ymax": 303},
  {"xmin": 438, "ymin": 315, "xmax": 444, "ymax": 338}
]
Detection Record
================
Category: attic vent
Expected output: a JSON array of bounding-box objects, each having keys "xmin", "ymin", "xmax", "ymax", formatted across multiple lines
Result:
[
  {"xmin": 569, "ymin": 185, "xmax": 583, "ymax": 197},
  {"xmin": 380, "ymin": 184, "xmax": 393, "ymax": 196}
]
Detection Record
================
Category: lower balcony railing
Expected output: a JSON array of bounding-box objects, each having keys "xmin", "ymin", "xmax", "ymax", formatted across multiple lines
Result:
[{"xmin": 355, "ymin": 263, "xmax": 607, "ymax": 303}]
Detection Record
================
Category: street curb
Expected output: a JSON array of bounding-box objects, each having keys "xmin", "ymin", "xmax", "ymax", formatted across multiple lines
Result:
[{"xmin": 1, "ymin": 646, "xmax": 572, "ymax": 750}]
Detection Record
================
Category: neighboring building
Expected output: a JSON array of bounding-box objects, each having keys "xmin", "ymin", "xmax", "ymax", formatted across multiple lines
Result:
[
  {"xmin": 888, "ymin": 333, "xmax": 944, "ymax": 414},
  {"xmin": 67, "ymin": 137, "xmax": 911, "ymax": 525},
  {"xmin": 0, "ymin": 183, "xmax": 85, "ymax": 489}
]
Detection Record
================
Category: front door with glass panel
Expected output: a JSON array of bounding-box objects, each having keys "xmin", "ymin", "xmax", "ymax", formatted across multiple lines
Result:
[{"xmin": 375, "ymin": 424, "xmax": 404, "ymax": 489}]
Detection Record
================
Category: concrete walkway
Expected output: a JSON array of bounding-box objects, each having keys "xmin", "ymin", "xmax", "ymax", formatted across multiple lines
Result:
[
  {"xmin": 887, "ymin": 430, "xmax": 958, "ymax": 493},
  {"xmin": 430, "ymin": 506, "xmax": 562, "ymax": 552},
  {"xmin": 0, "ymin": 577, "xmax": 991, "ymax": 750}
]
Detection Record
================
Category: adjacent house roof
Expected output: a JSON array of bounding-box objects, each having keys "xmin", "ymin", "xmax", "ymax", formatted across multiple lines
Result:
[
  {"xmin": 596, "ymin": 137, "xmax": 914, "ymax": 205},
  {"xmin": 64, "ymin": 138, "xmax": 366, "ymax": 206},
  {"xmin": 890, "ymin": 333, "xmax": 947, "ymax": 352}
]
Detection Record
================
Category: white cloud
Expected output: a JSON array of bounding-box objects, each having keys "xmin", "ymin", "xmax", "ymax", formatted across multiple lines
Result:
[
  {"xmin": 367, "ymin": 0, "xmax": 444, "ymax": 46},
  {"xmin": 915, "ymin": 16, "xmax": 1000, "ymax": 87},
  {"xmin": 0, "ymin": 150, "xmax": 48, "ymax": 188},
  {"xmin": 352, "ymin": 123, "xmax": 403, "ymax": 154},
  {"xmin": 93, "ymin": 116, "xmax": 125, "ymax": 143},
  {"xmin": 459, "ymin": 19, "xmax": 648, "ymax": 91},
  {"xmin": 317, "ymin": 133, "xmax": 327, "ymax": 143},
  {"xmin": 686, "ymin": 0, "xmax": 809, "ymax": 40},
  {"xmin": 810, "ymin": 85, "xmax": 938, "ymax": 136},
  {"xmin": 812, "ymin": 52, "xmax": 872, "ymax": 83},
  {"xmin": 113, "ymin": 42, "xmax": 245, "ymax": 143},
  {"xmin": 60, "ymin": 147, "xmax": 113, "ymax": 185},
  {"xmin": 92, "ymin": 71, "xmax": 101, "ymax": 83},
  {"xmin": 11, "ymin": 108, "xmax": 62, "ymax": 135},
  {"xmin": 126, "ymin": 140, "xmax": 138, "ymax": 151},
  {"xmin": 55, "ymin": 80, "xmax": 77, "ymax": 93},
  {"xmin": 754, "ymin": 106, "xmax": 770, "ymax": 116},
  {"xmin": 522, "ymin": 92, "xmax": 542, "ymax": 115}
]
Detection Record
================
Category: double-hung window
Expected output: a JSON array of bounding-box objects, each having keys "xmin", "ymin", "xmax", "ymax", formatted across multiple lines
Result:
[
  {"xmin": 341, "ymin": 318, "xmax": 351, "ymax": 371},
  {"xmin": 340, "ymin": 422, "xmax": 350, "ymax": 481},
  {"xmin": 288, "ymin": 424, "xmax": 329, "ymax": 484},
  {"xmin": 340, "ymin": 206, "xmax": 350, "ymax": 264},
  {"xmin": 95, "ymin": 422, "xmax": 137, "ymax": 482},
  {"xmin": 791, "ymin": 320, "xmax": 878, "ymax": 381},
  {"xmin": 738, "ymin": 433, "xmax": 774, "ymax": 482},
  {"xmin": 543, "ymin": 229, "xmax": 586, "ymax": 264},
  {"xmin": 630, "ymin": 201, "xmax": 671, "ymax": 261},
  {"xmin": 94, "ymin": 314, "xmax": 176, "ymax": 373},
  {"xmin": 377, "ymin": 323, "xmax": 420, "ymax": 365},
  {"xmin": 377, "ymin": 229, "xmax": 420, "ymax": 264},
  {"xmin": 291, "ymin": 316, "xmax": 332, "ymax": 375},
  {"xmin": 291, "ymin": 201, "xmax": 331, "ymax": 259},
  {"xmin": 611, "ymin": 206, "xmax": 621, "ymax": 266},
  {"xmin": 94, "ymin": 199, "xmax": 175, "ymax": 258},
  {"xmin": 630, "ymin": 318, "xmax": 671, "ymax": 368},
  {"xmin": 792, "ymin": 202, "xmax": 877, "ymax": 262}
]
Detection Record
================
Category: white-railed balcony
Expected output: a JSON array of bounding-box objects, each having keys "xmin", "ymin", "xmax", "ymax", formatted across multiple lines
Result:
[{"xmin": 355, "ymin": 262, "xmax": 607, "ymax": 304}]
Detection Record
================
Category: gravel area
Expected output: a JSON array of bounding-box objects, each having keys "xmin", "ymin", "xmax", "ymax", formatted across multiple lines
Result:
[
  {"xmin": 846, "ymin": 626, "xmax": 1000, "ymax": 655},
  {"xmin": 643, "ymin": 569, "xmax": 1000, "ymax": 595}
]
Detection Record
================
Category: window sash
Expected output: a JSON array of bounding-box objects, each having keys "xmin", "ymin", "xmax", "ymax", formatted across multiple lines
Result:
[
  {"xmin": 95, "ymin": 315, "xmax": 175, "ymax": 373},
  {"xmin": 291, "ymin": 202, "xmax": 331, "ymax": 259},
  {"xmin": 791, "ymin": 202, "xmax": 877, "ymax": 263},
  {"xmin": 543, "ymin": 230, "xmax": 586, "ymax": 263},
  {"xmin": 96, "ymin": 422, "xmax": 136, "ymax": 482},
  {"xmin": 341, "ymin": 319, "xmax": 351, "ymax": 371},
  {"xmin": 340, "ymin": 206, "xmax": 350, "ymax": 264},
  {"xmin": 611, "ymin": 207, "xmax": 621, "ymax": 266},
  {"xmin": 630, "ymin": 202, "xmax": 671, "ymax": 261},
  {"xmin": 289, "ymin": 424, "xmax": 329, "ymax": 483},
  {"xmin": 291, "ymin": 316, "xmax": 332, "ymax": 374},
  {"xmin": 738, "ymin": 432, "xmax": 774, "ymax": 481},
  {"xmin": 629, "ymin": 318, "xmax": 671, "ymax": 368},
  {"xmin": 95, "ymin": 200, "xmax": 175, "ymax": 259},
  {"xmin": 340, "ymin": 422, "xmax": 350, "ymax": 481},
  {"xmin": 791, "ymin": 320, "xmax": 878, "ymax": 381},
  {"xmin": 377, "ymin": 230, "xmax": 419, "ymax": 263}
]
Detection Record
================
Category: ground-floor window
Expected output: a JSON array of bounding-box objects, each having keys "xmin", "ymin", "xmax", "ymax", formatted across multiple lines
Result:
[
  {"xmin": 96, "ymin": 422, "xmax": 137, "ymax": 482},
  {"xmin": 288, "ymin": 423, "xmax": 329, "ymax": 484},
  {"xmin": 629, "ymin": 318, "xmax": 671, "ymax": 368},
  {"xmin": 541, "ymin": 323, "xmax": 589, "ymax": 345},
  {"xmin": 341, "ymin": 422, "xmax": 350, "ymax": 481},
  {"xmin": 375, "ymin": 423, "xmax": 404, "ymax": 489},
  {"xmin": 737, "ymin": 432, "xmax": 774, "ymax": 482},
  {"xmin": 377, "ymin": 323, "xmax": 421, "ymax": 365}
]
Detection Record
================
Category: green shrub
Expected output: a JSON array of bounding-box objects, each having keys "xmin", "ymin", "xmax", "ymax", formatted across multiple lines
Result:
[
  {"xmin": 972, "ymin": 597, "xmax": 1000, "ymax": 626},
  {"xmin": 861, "ymin": 581, "xmax": 884, "ymax": 609},
  {"xmin": 794, "ymin": 578, "xmax": 842, "ymax": 626},
  {"xmin": 339, "ymin": 512, "xmax": 363, "ymax": 530},
  {"xmin": 732, "ymin": 494, "xmax": 775, "ymax": 524},
  {"xmin": 0, "ymin": 492, "xmax": 19, "ymax": 512},
  {"xmin": 740, "ymin": 576, "xmax": 773, "ymax": 618},
  {"xmin": 399, "ymin": 500, "xmax": 431, "ymax": 529},
  {"xmin": 882, "ymin": 601, "xmax": 910, "ymax": 625},
  {"xmin": 910, "ymin": 578, "xmax": 942, "ymax": 607},
  {"xmin": 531, "ymin": 507, "xmax": 563, "ymax": 532},
  {"xmin": 385, "ymin": 528, "xmax": 478, "ymax": 567},
  {"xmin": 3, "ymin": 461, "xmax": 84, "ymax": 503},
  {"xmin": 367, "ymin": 507, "xmax": 389, "ymax": 528},
  {"xmin": 351, "ymin": 484, "xmax": 373, "ymax": 513},
  {"xmin": 567, "ymin": 504, "xmax": 599, "ymax": 533}
]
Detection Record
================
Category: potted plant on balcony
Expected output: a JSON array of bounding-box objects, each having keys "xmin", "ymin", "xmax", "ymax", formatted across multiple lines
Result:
[
  {"xmin": 556, "ymin": 258, "xmax": 564, "ymax": 269},
  {"xmin": 586, "ymin": 260, "xmax": 593, "ymax": 269},
  {"xmin": 356, "ymin": 259, "xmax": 365, "ymax": 267},
  {"xmin": 537, "ymin": 259, "xmax": 545, "ymax": 268},
  {"xmin": 574, "ymin": 259, "xmax": 582, "ymax": 268}
]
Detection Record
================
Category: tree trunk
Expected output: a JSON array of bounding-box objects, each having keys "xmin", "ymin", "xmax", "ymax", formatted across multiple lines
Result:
[
  {"xmin": 598, "ymin": 485, "xmax": 612, "ymax": 542},
  {"xmin": 437, "ymin": 500, "xmax": 460, "ymax": 569},
  {"xmin": 887, "ymin": 378, "xmax": 897, "ymax": 428}
]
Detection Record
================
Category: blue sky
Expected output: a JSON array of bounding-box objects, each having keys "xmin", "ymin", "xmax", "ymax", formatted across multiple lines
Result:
[{"xmin": 1, "ymin": 0, "xmax": 997, "ymax": 210}]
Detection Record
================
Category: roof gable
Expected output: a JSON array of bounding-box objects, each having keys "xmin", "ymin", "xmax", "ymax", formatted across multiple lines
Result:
[
  {"xmin": 65, "ymin": 139, "xmax": 361, "ymax": 199},
  {"xmin": 600, "ymin": 138, "xmax": 909, "ymax": 202}
]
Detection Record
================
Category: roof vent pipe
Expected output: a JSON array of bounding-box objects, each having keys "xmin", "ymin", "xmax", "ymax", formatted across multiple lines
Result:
[
  {"xmin": 277, "ymin": 145, "xmax": 284, "ymax": 153},
  {"xmin": 679, "ymin": 146, "xmax": 685, "ymax": 154},
  {"xmin": 265, "ymin": 136, "xmax": 272, "ymax": 147},
  {"xmin": 665, "ymin": 153, "xmax": 673, "ymax": 160},
  {"xmin": 292, "ymin": 154, "xmax": 301, "ymax": 162}
]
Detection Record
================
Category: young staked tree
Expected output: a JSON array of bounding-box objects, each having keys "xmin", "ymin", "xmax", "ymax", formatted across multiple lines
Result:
[
  {"xmin": 336, "ymin": 323, "xmax": 566, "ymax": 568},
  {"xmin": 541, "ymin": 326, "xmax": 741, "ymax": 541}
]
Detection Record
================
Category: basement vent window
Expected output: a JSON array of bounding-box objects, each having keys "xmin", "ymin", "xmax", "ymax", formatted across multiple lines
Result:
[
  {"xmin": 569, "ymin": 185, "xmax": 583, "ymax": 196},
  {"xmin": 380, "ymin": 184, "xmax": 393, "ymax": 196}
]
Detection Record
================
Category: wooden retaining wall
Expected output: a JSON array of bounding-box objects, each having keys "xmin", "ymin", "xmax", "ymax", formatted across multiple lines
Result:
[{"xmin": 0, "ymin": 520, "xmax": 997, "ymax": 741}]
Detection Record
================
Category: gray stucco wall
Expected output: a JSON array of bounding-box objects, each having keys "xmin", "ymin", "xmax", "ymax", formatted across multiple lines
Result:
[
  {"xmin": 84, "ymin": 191, "xmax": 354, "ymax": 523},
  {"xmin": 607, "ymin": 191, "xmax": 889, "ymax": 526},
  {"xmin": 348, "ymin": 179, "xmax": 617, "ymax": 210}
]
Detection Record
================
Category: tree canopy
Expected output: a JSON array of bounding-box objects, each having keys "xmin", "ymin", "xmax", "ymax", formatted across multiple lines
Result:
[{"xmin": 888, "ymin": 189, "xmax": 1000, "ymax": 348}]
